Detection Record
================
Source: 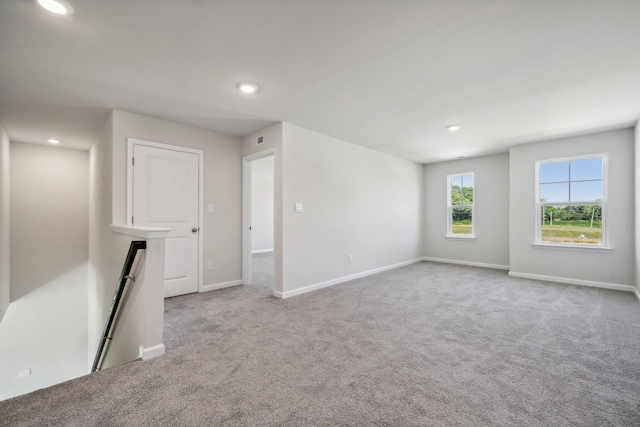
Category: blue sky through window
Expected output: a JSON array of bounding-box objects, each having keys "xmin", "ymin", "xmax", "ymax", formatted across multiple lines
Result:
[
  {"xmin": 570, "ymin": 158, "xmax": 602, "ymax": 181},
  {"xmin": 539, "ymin": 162, "xmax": 569, "ymax": 183},
  {"xmin": 539, "ymin": 158, "xmax": 603, "ymax": 202},
  {"xmin": 540, "ymin": 183, "xmax": 569, "ymax": 202},
  {"xmin": 450, "ymin": 175, "xmax": 473, "ymax": 190}
]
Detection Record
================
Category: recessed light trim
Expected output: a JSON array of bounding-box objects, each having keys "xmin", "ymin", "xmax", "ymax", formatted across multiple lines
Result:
[
  {"xmin": 237, "ymin": 82, "xmax": 258, "ymax": 94},
  {"xmin": 447, "ymin": 125, "xmax": 461, "ymax": 132},
  {"xmin": 37, "ymin": 0, "xmax": 74, "ymax": 15},
  {"xmin": 48, "ymin": 139, "xmax": 60, "ymax": 144}
]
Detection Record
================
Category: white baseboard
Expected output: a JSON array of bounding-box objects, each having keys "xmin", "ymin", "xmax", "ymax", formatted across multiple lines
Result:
[
  {"xmin": 139, "ymin": 344, "xmax": 165, "ymax": 361},
  {"xmin": 633, "ymin": 286, "xmax": 640, "ymax": 303},
  {"xmin": 508, "ymin": 271, "xmax": 636, "ymax": 294},
  {"xmin": 251, "ymin": 249, "xmax": 274, "ymax": 254},
  {"xmin": 422, "ymin": 257, "xmax": 509, "ymax": 271},
  {"xmin": 277, "ymin": 258, "xmax": 423, "ymax": 299},
  {"xmin": 201, "ymin": 279, "xmax": 243, "ymax": 293}
]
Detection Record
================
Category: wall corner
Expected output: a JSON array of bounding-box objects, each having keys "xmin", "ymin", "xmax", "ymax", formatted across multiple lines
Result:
[
  {"xmin": 634, "ymin": 120, "xmax": 640, "ymax": 295},
  {"xmin": 0, "ymin": 125, "xmax": 10, "ymax": 321}
]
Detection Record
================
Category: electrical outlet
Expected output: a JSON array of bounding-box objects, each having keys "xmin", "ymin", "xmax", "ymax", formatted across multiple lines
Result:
[
  {"xmin": 19, "ymin": 368, "xmax": 31, "ymax": 378},
  {"xmin": 348, "ymin": 254, "xmax": 353, "ymax": 263},
  {"xmin": 207, "ymin": 261, "xmax": 213, "ymax": 270}
]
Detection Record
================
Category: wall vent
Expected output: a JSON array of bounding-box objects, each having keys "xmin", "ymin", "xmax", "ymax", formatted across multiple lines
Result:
[{"xmin": 252, "ymin": 135, "xmax": 265, "ymax": 147}]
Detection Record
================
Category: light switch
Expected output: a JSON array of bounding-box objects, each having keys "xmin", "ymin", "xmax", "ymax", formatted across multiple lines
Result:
[
  {"xmin": 295, "ymin": 203, "xmax": 303, "ymax": 213},
  {"xmin": 208, "ymin": 204, "xmax": 214, "ymax": 213}
]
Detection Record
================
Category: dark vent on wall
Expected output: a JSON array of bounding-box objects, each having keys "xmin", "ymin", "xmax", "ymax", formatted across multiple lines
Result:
[{"xmin": 252, "ymin": 135, "xmax": 265, "ymax": 147}]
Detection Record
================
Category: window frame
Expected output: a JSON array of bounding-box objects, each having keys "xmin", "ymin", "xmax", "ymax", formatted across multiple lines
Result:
[
  {"xmin": 534, "ymin": 153, "xmax": 609, "ymax": 250},
  {"xmin": 446, "ymin": 172, "xmax": 475, "ymax": 239}
]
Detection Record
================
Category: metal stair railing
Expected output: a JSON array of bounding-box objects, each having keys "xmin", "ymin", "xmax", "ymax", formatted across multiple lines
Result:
[{"xmin": 91, "ymin": 240, "xmax": 147, "ymax": 372}]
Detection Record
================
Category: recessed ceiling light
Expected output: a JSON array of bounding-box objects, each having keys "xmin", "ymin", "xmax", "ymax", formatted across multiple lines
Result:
[
  {"xmin": 37, "ymin": 0, "xmax": 74, "ymax": 15},
  {"xmin": 447, "ymin": 125, "xmax": 461, "ymax": 132},
  {"xmin": 237, "ymin": 83, "xmax": 258, "ymax": 94},
  {"xmin": 48, "ymin": 139, "xmax": 60, "ymax": 144}
]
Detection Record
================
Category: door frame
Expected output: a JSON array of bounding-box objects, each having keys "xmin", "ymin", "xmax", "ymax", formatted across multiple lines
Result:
[
  {"xmin": 242, "ymin": 148, "xmax": 276, "ymax": 286},
  {"xmin": 126, "ymin": 137, "xmax": 204, "ymax": 293}
]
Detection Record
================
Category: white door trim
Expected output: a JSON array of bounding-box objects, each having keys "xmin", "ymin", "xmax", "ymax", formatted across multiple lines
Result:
[
  {"xmin": 127, "ymin": 137, "xmax": 204, "ymax": 293},
  {"xmin": 242, "ymin": 149, "xmax": 276, "ymax": 286}
]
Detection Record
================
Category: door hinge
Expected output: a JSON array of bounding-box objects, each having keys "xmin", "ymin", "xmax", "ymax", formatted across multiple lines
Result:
[
  {"xmin": 132, "ymin": 216, "xmax": 134, "ymax": 225},
  {"xmin": 132, "ymin": 157, "xmax": 135, "ymax": 166}
]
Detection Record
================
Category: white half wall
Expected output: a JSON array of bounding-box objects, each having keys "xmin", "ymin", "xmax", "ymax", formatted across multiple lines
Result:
[
  {"xmin": 281, "ymin": 123, "xmax": 423, "ymax": 294},
  {"xmin": 509, "ymin": 128, "xmax": 635, "ymax": 287},
  {"xmin": 89, "ymin": 112, "xmax": 135, "ymax": 369},
  {"xmin": 251, "ymin": 155, "xmax": 274, "ymax": 253},
  {"xmin": 2, "ymin": 141, "xmax": 89, "ymax": 400},
  {"xmin": 0, "ymin": 125, "xmax": 9, "ymax": 321},
  {"xmin": 89, "ymin": 112, "xmax": 168, "ymax": 370},
  {"xmin": 423, "ymin": 153, "xmax": 509, "ymax": 268}
]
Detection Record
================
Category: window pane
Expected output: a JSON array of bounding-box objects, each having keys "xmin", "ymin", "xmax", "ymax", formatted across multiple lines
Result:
[
  {"xmin": 451, "ymin": 208, "xmax": 472, "ymax": 235},
  {"xmin": 462, "ymin": 186, "xmax": 474, "ymax": 205},
  {"xmin": 539, "ymin": 204, "xmax": 602, "ymax": 245},
  {"xmin": 570, "ymin": 158, "xmax": 602, "ymax": 181},
  {"xmin": 450, "ymin": 175, "xmax": 462, "ymax": 189},
  {"xmin": 462, "ymin": 174, "xmax": 474, "ymax": 204},
  {"xmin": 539, "ymin": 162, "xmax": 568, "ymax": 183},
  {"xmin": 540, "ymin": 183, "xmax": 569, "ymax": 202},
  {"xmin": 450, "ymin": 176, "xmax": 462, "ymax": 205},
  {"xmin": 571, "ymin": 180, "xmax": 603, "ymax": 202}
]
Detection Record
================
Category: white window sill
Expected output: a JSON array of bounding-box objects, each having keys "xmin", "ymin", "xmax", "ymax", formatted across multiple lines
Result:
[
  {"xmin": 532, "ymin": 243, "xmax": 612, "ymax": 253},
  {"xmin": 446, "ymin": 235, "xmax": 477, "ymax": 241}
]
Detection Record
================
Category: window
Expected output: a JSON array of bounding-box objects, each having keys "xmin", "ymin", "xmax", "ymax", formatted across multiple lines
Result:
[
  {"xmin": 447, "ymin": 173, "xmax": 474, "ymax": 237},
  {"xmin": 536, "ymin": 155, "xmax": 606, "ymax": 247}
]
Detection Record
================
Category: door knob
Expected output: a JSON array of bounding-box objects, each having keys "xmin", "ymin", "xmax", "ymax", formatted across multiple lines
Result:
[{"xmin": 192, "ymin": 227, "xmax": 198, "ymax": 233}]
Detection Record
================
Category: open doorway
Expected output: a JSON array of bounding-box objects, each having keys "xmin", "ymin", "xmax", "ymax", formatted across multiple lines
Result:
[{"xmin": 242, "ymin": 153, "xmax": 275, "ymax": 291}]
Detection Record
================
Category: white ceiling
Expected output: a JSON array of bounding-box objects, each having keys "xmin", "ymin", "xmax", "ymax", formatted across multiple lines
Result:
[{"xmin": 1, "ymin": 0, "xmax": 639, "ymax": 162}]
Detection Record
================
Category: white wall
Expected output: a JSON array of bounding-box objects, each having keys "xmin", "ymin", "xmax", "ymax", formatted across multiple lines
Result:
[
  {"xmin": 251, "ymin": 155, "xmax": 274, "ymax": 253},
  {"xmin": 635, "ymin": 121, "xmax": 640, "ymax": 296},
  {"xmin": 88, "ymin": 111, "xmax": 136, "ymax": 369},
  {"xmin": 111, "ymin": 110, "xmax": 243, "ymax": 288},
  {"xmin": 423, "ymin": 154, "xmax": 509, "ymax": 268},
  {"xmin": 10, "ymin": 143, "xmax": 89, "ymax": 300},
  {"xmin": 0, "ymin": 125, "xmax": 9, "ymax": 321},
  {"xmin": 1, "ymin": 142, "xmax": 88, "ymax": 400},
  {"xmin": 280, "ymin": 123, "xmax": 423, "ymax": 295},
  {"xmin": 509, "ymin": 128, "xmax": 635, "ymax": 287}
]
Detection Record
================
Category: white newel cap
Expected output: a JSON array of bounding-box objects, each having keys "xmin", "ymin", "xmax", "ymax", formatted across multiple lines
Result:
[{"xmin": 110, "ymin": 225, "xmax": 171, "ymax": 239}]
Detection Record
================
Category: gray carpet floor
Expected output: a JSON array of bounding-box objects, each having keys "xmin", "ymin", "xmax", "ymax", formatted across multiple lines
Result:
[
  {"xmin": 251, "ymin": 252, "xmax": 275, "ymax": 287},
  {"xmin": 2, "ymin": 261, "xmax": 640, "ymax": 426}
]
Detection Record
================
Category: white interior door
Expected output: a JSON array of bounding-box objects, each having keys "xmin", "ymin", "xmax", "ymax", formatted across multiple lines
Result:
[{"xmin": 132, "ymin": 144, "xmax": 200, "ymax": 298}]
